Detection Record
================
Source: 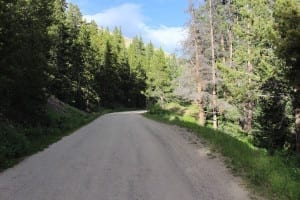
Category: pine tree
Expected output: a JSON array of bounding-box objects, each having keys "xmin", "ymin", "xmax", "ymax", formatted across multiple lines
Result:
[
  {"xmin": 128, "ymin": 36, "xmax": 147, "ymax": 107},
  {"xmin": 219, "ymin": 0, "xmax": 279, "ymax": 133},
  {"xmin": 0, "ymin": 0, "xmax": 19, "ymax": 118},
  {"xmin": 145, "ymin": 48, "xmax": 172, "ymax": 104},
  {"xmin": 253, "ymin": 76, "xmax": 293, "ymax": 152},
  {"xmin": 187, "ymin": 0, "xmax": 206, "ymax": 125},
  {"xmin": 48, "ymin": 0, "xmax": 72, "ymax": 105},
  {"xmin": 273, "ymin": 0, "xmax": 300, "ymax": 153},
  {"xmin": 208, "ymin": 0, "xmax": 218, "ymax": 129},
  {"xmin": 111, "ymin": 28, "xmax": 131, "ymax": 106},
  {"xmin": 76, "ymin": 22, "xmax": 100, "ymax": 110},
  {"xmin": 0, "ymin": 0, "xmax": 54, "ymax": 123},
  {"xmin": 95, "ymin": 39, "xmax": 120, "ymax": 107}
]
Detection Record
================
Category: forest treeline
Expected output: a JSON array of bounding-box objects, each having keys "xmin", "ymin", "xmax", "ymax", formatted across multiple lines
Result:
[
  {"xmin": 0, "ymin": 0, "xmax": 299, "ymax": 156},
  {"xmin": 175, "ymin": 0, "xmax": 299, "ymax": 154},
  {"xmin": 0, "ymin": 0, "xmax": 177, "ymax": 124}
]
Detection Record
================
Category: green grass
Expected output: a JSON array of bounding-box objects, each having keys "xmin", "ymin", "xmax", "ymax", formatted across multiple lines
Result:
[
  {"xmin": 145, "ymin": 109, "xmax": 300, "ymax": 200},
  {"xmin": 0, "ymin": 105, "xmax": 114, "ymax": 171}
]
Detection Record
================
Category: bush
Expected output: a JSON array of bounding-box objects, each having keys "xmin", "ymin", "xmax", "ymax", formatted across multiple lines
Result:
[
  {"xmin": 0, "ymin": 122, "xmax": 29, "ymax": 168},
  {"xmin": 148, "ymin": 104, "xmax": 169, "ymax": 115},
  {"xmin": 253, "ymin": 78, "xmax": 293, "ymax": 152}
]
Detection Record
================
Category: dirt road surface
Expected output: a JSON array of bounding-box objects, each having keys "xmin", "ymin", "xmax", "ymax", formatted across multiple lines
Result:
[{"xmin": 0, "ymin": 111, "xmax": 250, "ymax": 200}]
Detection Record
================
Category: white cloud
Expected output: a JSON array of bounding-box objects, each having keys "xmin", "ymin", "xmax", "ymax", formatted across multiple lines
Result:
[
  {"xmin": 83, "ymin": 3, "xmax": 187, "ymax": 53},
  {"xmin": 143, "ymin": 25, "xmax": 187, "ymax": 53}
]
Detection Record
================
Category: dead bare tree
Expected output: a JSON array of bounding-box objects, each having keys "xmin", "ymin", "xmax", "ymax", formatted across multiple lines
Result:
[
  {"xmin": 208, "ymin": 0, "xmax": 218, "ymax": 129},
  {"xmin": 188, "ymin": 0, "xmax": 206, "ymax": 126}
]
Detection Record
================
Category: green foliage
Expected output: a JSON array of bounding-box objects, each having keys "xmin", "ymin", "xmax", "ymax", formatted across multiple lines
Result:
[
  {"xmin": 127, "ymin": 36, "xmax": 147, "ymax": 107},
  {"xmin": 184, "ymin": 0, "xmax": 300, "ymax": 153},
  {"xmin": 273, "ymin": 0, "xmax": 300, "ymax": 154},
  {"xmin": 0, "ymin": 103, "xmax": 111, "ymax": 171},
  {"xmin": 0, "ymin": 0, "xmax": 54, "ymax": 122},
  {"xmin": 148, "ymin": 104, "xmax": 170, "ymax": 115},
  {"xmin": 253, "ymin": 77, "xmax": 294, "ymax": 152},
  {"xmin": 219, "ymin": 0, "xmax": 280, "ymax": 105},
  {"xmin": 273, "ymin": 0, "xmax": 300, "ymax": 81},
  {"xmin": 145, "ymin": 48, "xmax": 175, "ymax": 104},
  {"xmin": 128, "ymin": 37, "xmax": 178, "ymax": 107},
  {"xmin": 0, "ymin": 0, "xmax": 177, "ymax": 125},
  {"xmin": 0, "ymin": 121, "xmax": 29, "ymax": 167}
]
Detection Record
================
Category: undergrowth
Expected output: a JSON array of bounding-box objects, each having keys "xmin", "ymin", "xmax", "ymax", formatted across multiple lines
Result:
[{"xmin": 0, "ymin": 105, "xmax": 112, "ymax": 171}]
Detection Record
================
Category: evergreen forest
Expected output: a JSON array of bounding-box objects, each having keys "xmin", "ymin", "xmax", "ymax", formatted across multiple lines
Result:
[
  {"xmin": 0, "ymin": 0, "xmax": 177, "ymax": 168},
  {"xmin": 1, "ymin": 1, "xmax": 300, "ymax": 198},
  {"xmin": 173, "ymin": 0, "xmax": 300, "ymax": 155}
]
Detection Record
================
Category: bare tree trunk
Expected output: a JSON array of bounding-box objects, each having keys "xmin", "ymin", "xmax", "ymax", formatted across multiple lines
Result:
[
  {"xmin": 196, "ymin": 66, "xmax": 206, "ymax": 126},
  {"xmin": 243, "ymin": 101, "xmax": 253, "ymax": 132},
  {"xmin": 244, "ymin": 20, "xmax": 253, "ymax": 133},
  {"xmin": 228, "ymin": 29, "xmax": 233, "ymax": 68},
  {"xmin": 221, "ymin": 34, "xmax": 227, "ymax": 98},
  {"xmin": 195, "ymin": 45, "xmax": 206, "ymax": 125},
  {"xmin": 189, "ymin": 0, "xmax": 206, "ymax": 126},
  {"xmin": 295, "ymin": 108, "xmax": 300, "ymax": 155},
  {"xmin": 228, "ymin": 0, "xmax": 233, "ymax": 68},
  {"xmin": 295, "ymin": 84, "xmax": 300, "ymax": 155},
  {"xmin": 209, "ymin": 0, "xmax": 218, "ymax": 129},
  {"xmin": 221, "ymin": 34, "xmax": 226, "ymax": 64}
]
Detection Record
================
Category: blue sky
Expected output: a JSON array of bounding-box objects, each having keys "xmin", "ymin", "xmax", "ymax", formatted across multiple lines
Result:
[{"xmin": 67, "ymin": 0, "xmax": 204, "ymax": 53}]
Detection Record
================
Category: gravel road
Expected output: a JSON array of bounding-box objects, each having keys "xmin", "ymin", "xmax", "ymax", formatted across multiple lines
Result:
[{"xmin": 0, "ymin": 111, "xmax": 250, "ymax": 200}]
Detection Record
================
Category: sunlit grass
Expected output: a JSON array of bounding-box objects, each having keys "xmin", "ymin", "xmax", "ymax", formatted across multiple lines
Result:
[{"xmin": 145, "ymin": 107, "xmax": 300, "ymax": 200}]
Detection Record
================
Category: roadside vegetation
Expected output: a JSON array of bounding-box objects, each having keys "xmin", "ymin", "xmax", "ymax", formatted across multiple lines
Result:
[
  {"xmin": 151, "ymin": 1, "xmax": 299, "ymax": 198},
  {"xmin": 145, "ymin": 103, "xmax": 300, "ymax": 200},
  {"xmin": 0, "ymin": 99, "xmax": 113, "ymax": 171}
]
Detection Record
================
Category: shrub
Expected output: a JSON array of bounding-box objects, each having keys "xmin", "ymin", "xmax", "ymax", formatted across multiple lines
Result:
[{"xmin": 0, "ymin": 122, "xmax": 29, "ymax": 168}]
